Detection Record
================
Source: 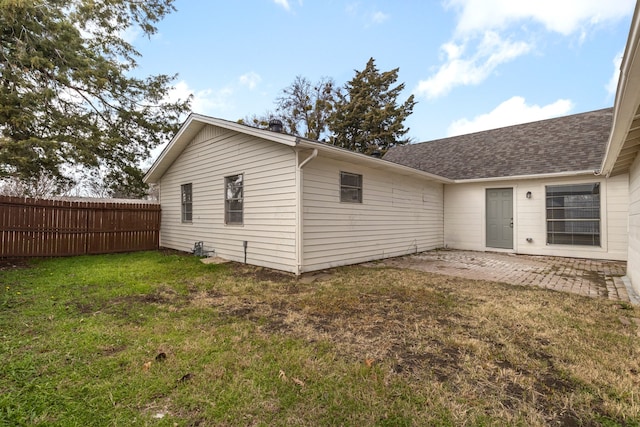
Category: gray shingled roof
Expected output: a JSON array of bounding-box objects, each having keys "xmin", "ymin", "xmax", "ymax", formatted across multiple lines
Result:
[{"xmin": 383, "ymin": 108, "xmax": 612, "ymax": 180}]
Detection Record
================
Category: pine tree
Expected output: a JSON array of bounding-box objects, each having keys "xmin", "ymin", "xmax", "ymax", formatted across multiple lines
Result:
[{"xmin": 328, "ymin": 58, "xmax": 416, "ymax": 155}]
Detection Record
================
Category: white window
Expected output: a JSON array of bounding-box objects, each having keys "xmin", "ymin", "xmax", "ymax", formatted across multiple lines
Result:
[
  {"xmin": 181, "ymin": 183, "xmax": 192, "ymax": 223},
  {"xmin": 546, "ymin": 183, "xmax": 600, "ymax": 246},
  {"xmin": 225, "ymin": 174, "xmax": 244, "ymax": 225},
  {"xmin": 340, "ymin": 172, "xmax": 362, "ymax": 203}
]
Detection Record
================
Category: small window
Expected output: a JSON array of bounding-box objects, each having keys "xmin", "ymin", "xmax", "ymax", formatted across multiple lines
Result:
[
  {"xmin": 340, "ymin": 172, "xmax": 362, "ymax": 203},
  {"xmin": 225, "ymin": 174, "xmax": 244, "ymax": 225},
  {"xmin": 181, "ymin": 183, "xmax": 192, "ymax": 223},
  {"xmin": 546, "ymin": 183, "xmax": 600, "ymax": 246}
]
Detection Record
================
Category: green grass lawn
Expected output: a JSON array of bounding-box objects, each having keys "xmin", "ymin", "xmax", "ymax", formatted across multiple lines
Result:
[{"xmin": 1, "ymin": 251, "xmax": 639, "ymax": 426}]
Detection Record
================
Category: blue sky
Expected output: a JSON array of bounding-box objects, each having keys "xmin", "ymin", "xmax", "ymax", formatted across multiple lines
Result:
[{"xmin": 133, "ymin": 0, "xmax": 636, "ymax": 149}]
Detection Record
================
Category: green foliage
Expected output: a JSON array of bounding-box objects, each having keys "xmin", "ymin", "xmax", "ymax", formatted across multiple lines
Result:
[
  {"xmin": 250, "ymin": 59, "xmax": 414, "ymax": 153},
  {"xmin": 103, "ymin": 164, "xmax": 149, "ymax": 198},
  {"xmin": 0, "ymin": 0, "xmax": 190, "ymax": 196},
  {"xmin": 276, "ymin": 75, "xmax": 337, "ymax": 140},
  {"xmin": 329, "ymin": 57, "xmax": 416, "ymax": 155},
  {"xmin": 238, "ymin": 111, "xmax": 278, "ymax": 130}
]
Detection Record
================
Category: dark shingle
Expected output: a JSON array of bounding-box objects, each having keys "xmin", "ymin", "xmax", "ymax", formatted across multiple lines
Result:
[{"xmin": 383, "ymin": 108, "xmax": 612, "ymax": 180}]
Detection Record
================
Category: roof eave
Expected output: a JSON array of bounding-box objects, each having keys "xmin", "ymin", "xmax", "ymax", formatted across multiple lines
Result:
[
  {"xmin": 295, "ymin": 139, "xmax": 453, "ymax": 184},
  {"xmin": 452, "ymin": 169, "xmax": 599, "ymax": 184},
  {"xmin": 600, "ymin": 1, "xmax": 640, "ymax": 177},
  {"xmin": 143, "ymin": 114, "xmax": 298, "ymax": 184}
]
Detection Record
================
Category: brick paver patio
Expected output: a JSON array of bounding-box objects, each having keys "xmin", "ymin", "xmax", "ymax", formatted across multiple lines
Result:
[{"xmin": 369, "ymin": 250, "xmax": 633, "ymax": 302}]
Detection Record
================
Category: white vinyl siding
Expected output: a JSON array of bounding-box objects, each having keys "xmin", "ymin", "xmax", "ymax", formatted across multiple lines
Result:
[
  {"xmin": 444, "ymin": 174, "xmax": 628, "ymax": 261},
  {"xmin": 158, "ymin": 125, "xmax": 298, "ymax": 273},
  {"xmin": 628, "ymin": 154, "xmax": 640, "ymax": 294},
  {"xmin": 302, "ymin": 156, "xmax": 444, "ymax": 272}
]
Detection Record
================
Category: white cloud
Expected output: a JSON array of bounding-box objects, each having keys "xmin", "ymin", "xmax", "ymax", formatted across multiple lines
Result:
[
  {"xmin": 370, "ymin": 11, "xmax": 389, "ymax": 25},
  {"xmin": 166, "ymin": 74, "xmax": 264, "ymax": 116},
  {"xmin": 273, "ymin": 0, "xmax": 290, "ymax": 11},
  {"xmin": 606, "ymin": 50, "xmax": 624, "ymax": 97},
  {"xmin": 446, "ymin": 96, "xmax": 574, "ymax": 136},
  {"xmin": 416, "ymin": 0, "xmax": 633, "ymax": 99},
  {"xmin": 166, "ymin": 81, "xmax": 233, "ymax": 115},
  {"xmin": 239, "ymin": 72, "xmax": 262, "ymax": 90},
  {"xmin": 415, "ymin": 32, "xmax": 531, "ymax": 99},
  {"xmin": 120, "ymin": 26, "xmax": 141, "ymax": 44},
  {"xmin": 446, "ymin": 0, "xmax": 635, "ymax": 36},
  {"xmin": 346, "ymin": 3, "xmax": 389, "ymax": 27}
]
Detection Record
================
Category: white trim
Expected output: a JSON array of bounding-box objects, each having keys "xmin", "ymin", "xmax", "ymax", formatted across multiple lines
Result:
[
  {"xmin": 542, "ymin": 178, "xmax": 608, "ymax": 252},
  {"xmin": 145, "ymin": 114, "xmax": 454, "ymax": 185},
  {"xmin": 513, "ymin": 183, "xmax": 519, "ymax": 253},
  {"xmin": 223, "ymin": 172, "xmax": 245, "ymax": 226},
  {"xmin": 145, "ymin": 114, "xmax": 298, "ymax": 183},
  {"xmin": 295, "ymin": 140, "xmax": 453, "ymax": 184},
  {"xmin": 600, "ymin": 3, "xmax": 640, "ymax": 176},
  {"xmin": 456, "ymin": 169, "xmax": 597, "ymax": 184},
  {"xmin": 147, "ymin": 112, "xmax": 605, "ymax": 188},
  {"xmin": 190, "ymin": 114, "xmax": 298, "ymax": 146}
]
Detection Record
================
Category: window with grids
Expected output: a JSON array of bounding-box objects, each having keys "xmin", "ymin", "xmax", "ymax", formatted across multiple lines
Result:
[
  {"xmin": 181, "ymin": 183, "xmax": 192, "ymax": 223},
  {"xmin": 340, "ymin": 172, "xmax": 362, "ymax": 203},
  {"xmin": 225, "ymin": 174, "xmax": 244, "ymax": 225},
  {"xmin": 546, "ymin": 183, "xmax": 600, "ymax": 246}
]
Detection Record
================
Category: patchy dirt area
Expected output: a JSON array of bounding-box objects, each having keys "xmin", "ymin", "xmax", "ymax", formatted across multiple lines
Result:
[
  {"xmin": 184, "ymin": 264, "xmax": 640, "ymax": 425},
  {"xmin": 4, "ymin": 251, "xmax": 638, "ymax": 425},
  {"xmin": 363, "ymin": 249, "xmax": 630, "ymax": 301},
  {"xmin": 0, "ymin": 258, "xmax": 30, "ymax": 271}
]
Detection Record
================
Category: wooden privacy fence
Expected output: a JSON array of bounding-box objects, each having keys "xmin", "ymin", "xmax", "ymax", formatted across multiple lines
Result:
[{"xmin": 0, "ymin": 196, "xmax": 161, "ymax": 257}]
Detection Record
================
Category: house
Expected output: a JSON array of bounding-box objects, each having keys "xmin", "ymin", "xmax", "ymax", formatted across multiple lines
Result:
[
  {"xmin": 600, "ymin": 2, "xmax": 640, "ymax": 295},
  {"xmin": 145, "ymin": 3, "xmax": 640, "ymax": 281},
  {"xmin": 144, "ymin": 118, "xmax": 449, "ymax": 274},
  {"xmin": 384, "ymin": 108, "xmax": 628, "ymax": 262},
  {"xmin": 144, "ymin": 107, "xmax": 628, "ymax": 275}
]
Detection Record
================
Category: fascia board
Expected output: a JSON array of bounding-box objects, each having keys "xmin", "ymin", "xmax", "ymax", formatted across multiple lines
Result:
[
  {"xmin": 143, "ymin": 114, "xmax": 298, "ymax": 183},
  {"xmin": 600, "ymin": 2, "xmax": 640, "ymax": 176},
  {"xmin": 452, "ymin": 170, "xmax": 598, "ymax": 184},
  {"xmin": 295, "ymin": 140, "xmax": 453, "ymax": 184}
]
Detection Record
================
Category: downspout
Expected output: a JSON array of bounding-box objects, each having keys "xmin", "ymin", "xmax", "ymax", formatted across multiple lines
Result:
[{"xmin": 296, "ymin": 148, "xmax": 318, "ymax": 275}]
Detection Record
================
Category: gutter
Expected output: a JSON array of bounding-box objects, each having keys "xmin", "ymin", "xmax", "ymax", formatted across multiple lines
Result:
[
  {"xmin": 296, "ymin": 139, "xmax": 453, "ymax": 184},
  {"xmin": 452, "ymin": 169, "xmax": 599, "ymax": 184}
]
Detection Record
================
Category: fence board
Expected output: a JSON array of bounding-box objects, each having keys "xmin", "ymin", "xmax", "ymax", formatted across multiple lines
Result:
[{"xmin": 0, "ymin": 196, "xmax": 161, "ymax": 257}]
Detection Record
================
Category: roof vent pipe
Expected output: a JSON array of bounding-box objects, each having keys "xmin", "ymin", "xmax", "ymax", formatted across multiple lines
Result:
[{"xmin": 268, "ymin": 119, "xmax": 283, "ymax": 133}]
